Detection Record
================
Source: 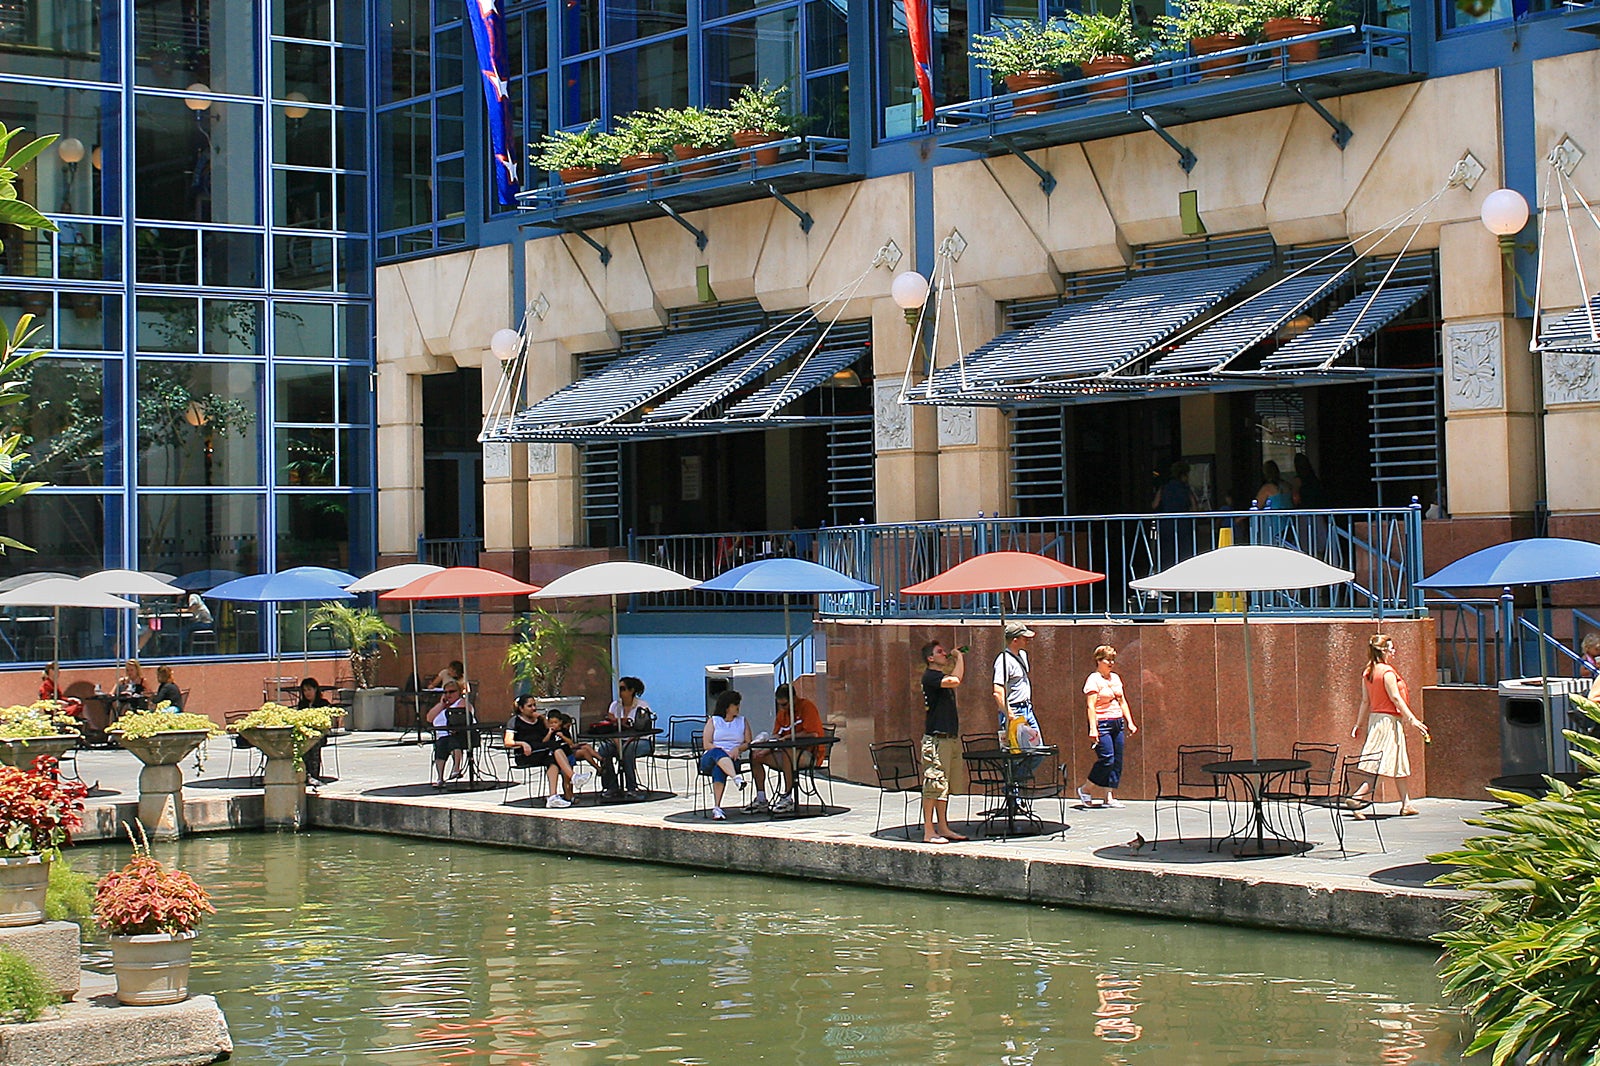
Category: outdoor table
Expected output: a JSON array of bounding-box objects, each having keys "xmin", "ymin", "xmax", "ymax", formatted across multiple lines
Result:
[
  {"xmin": 748, "ymin": 734, "xmax": 840, "ymax": 817},
  {"xmin": 1488, "ymin": 771, "xmax": 1590, "ymax": 799},
  {"xmin": 962, "ymin": 745, "xmax": 1058, "ymax": 838},
  {"xmin": 1203, "ymin": 758, "xmax": 1310, "ymax": 857},
  {"xmin": 404, "ymin": 689, "xmax": 445, "ymax": 745},
  {"xmin": 428, "ymin": 719, "xmax": 502, "ymax": 791},
  {"xmin": 577, "ymin": 728, "xmax": 664, "ymax": 801}
]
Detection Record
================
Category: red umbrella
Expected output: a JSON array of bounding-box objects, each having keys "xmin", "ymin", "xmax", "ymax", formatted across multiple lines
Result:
[
  {"xmin": 901, "ymin": 551, "xmax": 1105, "ymax": 629},
  {"xmin": 380, "ymin": 567, "xmax": 542, "ymax": 693}
]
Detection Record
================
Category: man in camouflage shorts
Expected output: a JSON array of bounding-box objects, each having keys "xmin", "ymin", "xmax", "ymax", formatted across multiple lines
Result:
[{"xmin": 919, "ymin": 641, "xmax": 970, "ymax": 844}]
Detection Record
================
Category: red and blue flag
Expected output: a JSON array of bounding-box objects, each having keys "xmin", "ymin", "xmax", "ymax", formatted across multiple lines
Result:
[
  {"xmin": 466, "ymin": 0, "xmax": 520, "ymax": 205},
  {"xmin": 905, "ymin": 0, "xmax": 935, "ymax": 123}
]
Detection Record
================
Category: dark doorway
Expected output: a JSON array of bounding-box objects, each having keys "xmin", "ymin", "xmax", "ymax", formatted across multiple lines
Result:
[{"xmin": 421, "ymin": 370, "xmax": 483, "ymax": 563}]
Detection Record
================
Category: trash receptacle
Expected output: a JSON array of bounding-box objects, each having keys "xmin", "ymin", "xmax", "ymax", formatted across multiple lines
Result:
[
  {"xmin": 705, "ymin": 663, "xmax": 776, "ymax": 739},
  {"xmin": 1497, "ymin": 677, "xmax": 1590, "ymax": 775}
]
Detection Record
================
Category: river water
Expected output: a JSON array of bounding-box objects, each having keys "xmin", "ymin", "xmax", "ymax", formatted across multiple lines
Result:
[{"xmin": 75, "ymin": 832, "xmax": 1472, "ymax": 1064}]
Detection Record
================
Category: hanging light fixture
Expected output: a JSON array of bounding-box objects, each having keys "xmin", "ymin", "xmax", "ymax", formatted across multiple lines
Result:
[
  {"xmin": 489, "ymin": 328, "xmax": 522, "ymax": 363},
  {"xmin": 891, "ymin": 270, "xmax": 931, "ymax": 327},
  {"xmin": 1480, "ymin": 188, "xmax": 1530, "ymax": 254}
]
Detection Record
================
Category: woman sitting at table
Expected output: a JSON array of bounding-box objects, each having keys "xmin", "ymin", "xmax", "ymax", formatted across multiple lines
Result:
[
  {"xmin": 295, "ymin": 677, "xmax": 333, "ymax": 788},
  {"xmin": 503, "ymin": 696, "xmax": 590, "ymax": 809},
  {"xmin": 111, "ymin": 660, "xmax": 147, "ymax": 722},
  {"xmin": 38, "ymin": 662, "xmax": 84, "ymax": 719},
  {"xmin": 700, "ymin": 689, "xmax": 752, "ymax": 821},
  {"xmin": 427, "ymin": 680, "xmax": 472, "ymax": 787},
  {"xmin": 152, "ymin": 665, "xmax": 183, "ymax": 711},
  {"xmin": 596, "ymin": 676, "xmax": 654, "ymax": 799}
]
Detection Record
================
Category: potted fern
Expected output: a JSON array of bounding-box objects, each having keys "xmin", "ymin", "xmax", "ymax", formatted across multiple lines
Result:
[
  {"xmin": 530, "ymin": 122, "xmax": 615, "ymax": 197},
  {"xmin": 1251, "ymin": 0, "xmax": 1349, "ymax": 61},
  {"xmin": 651, "ymin": 106, "xmax": 733, "ymax": 176},
  {"xmin": 309, "ymin": 603, "xmax": 400, "ymax": 731},
  {"xmin": 504, "ymin": 607, "xmax": 611, "ymax": 726},
  {"xmin": 970, "ymin": 19, "xmax": 1074, "ymax": 114},
  {"xmin": 93, "ymin": 828, "xmax": 214, "ymax": 1005},
  {"xmin": 1157, "ymin": 0, "xmax": 1259, "ymax": 77},
  {"xmin": 604, "ymin": 112, "xmax": 675, "ymax": 189},
  {"xmin": 725, "ymin": 82, "xmax": 794, "ymax": 166},
  {"xmin": 1061, "ymin": 6, "xmax": 1152, "ymax": 99}
]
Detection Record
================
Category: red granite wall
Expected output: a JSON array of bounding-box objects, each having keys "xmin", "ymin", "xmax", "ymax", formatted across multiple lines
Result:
[
  {"xmin": 1418, "ymin": 685, "xmax": 1500, "ymax": 799},
  {"xmin": 823, "ymin": 617, "xmax": 1474, "ymax": 800}
]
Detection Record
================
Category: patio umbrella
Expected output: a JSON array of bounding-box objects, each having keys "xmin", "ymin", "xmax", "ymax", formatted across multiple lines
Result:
[
  {"xmin": 900, "ymin": 551, "xmax": 1106, "ymax": 628},
  {"xmin": 1131, "ymin": 545, "xmax": 1354, "ymax": 761},
  {"xmin": 206, "ymin": 572, "xmax": 356, "ymax": 693},
  {"xmin": 532, "ymin": 562, "xmax": 699, "ymax": 693},
  {"xmin": 699, "ymin": 559, "xmax": 877, "ymax": 687},
  {"xmin": 345, "ymin": 563, "xmax": 445, "ymax": 693},
  {"xmin": 279, "ymin": 566, "xmax": 359, "ymax": 587},
  {"xmin": 380, "ymin": 567, "xmax": 543, "ymax": 697},
  {"xmin": 1418, "ymin": 537, "xmax": 1600, "ymax": 772},
  {"xmin": 171, "ymin": 569, "xmax": 243, "ymax": 592},
  {"xmin": 77, "ymin": 569, "xmax": 186, "ymax": 663},
  {"xmin": 0, "ymin": 579, "xmax": 138, "ymax": 666},
  {"xmin": 0, "ymin": 572, "xmax": 74, "ymax": 594}
]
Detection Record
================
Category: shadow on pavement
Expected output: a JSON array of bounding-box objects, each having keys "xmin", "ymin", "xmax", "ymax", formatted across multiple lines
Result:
[{"xmin": 1369, "ymin": 862, "xmax": 1458, "ymax": 889}]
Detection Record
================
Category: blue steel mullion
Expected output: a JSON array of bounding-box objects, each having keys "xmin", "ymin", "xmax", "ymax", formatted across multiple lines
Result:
[{"xmin": 119, "ymin": 0, "xmax": 139, "ymax": 637}]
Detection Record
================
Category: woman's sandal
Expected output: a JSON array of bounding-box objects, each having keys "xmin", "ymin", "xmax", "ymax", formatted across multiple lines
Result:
[{"xmin": 1398, "ymin": 807, "xmax": 1420, "ymax": 817}]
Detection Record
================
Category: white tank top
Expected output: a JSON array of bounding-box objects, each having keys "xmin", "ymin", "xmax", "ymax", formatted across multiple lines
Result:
[{"xmin": 710, "ymin": 713, "xmax": 746, "ymax": 752}]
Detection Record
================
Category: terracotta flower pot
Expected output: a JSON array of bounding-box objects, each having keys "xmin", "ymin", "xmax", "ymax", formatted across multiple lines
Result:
[
  {"xmin": 1003, "ymin": 71, "xmax": 1064, "ymax": 116},
  {"xmin": 109, "ymin": 930, "xmax": 196, "ymax": 1005},
  {"xmin": 618, "ymin": 152, "xmax": 667, "ymax": 190},
  {"xmin": 672, "ymin": 144, "xmax": 717, "ymax": 177},
  {"xmin": 0, "ymin": 855, "xmax": 49, "ymax": 928},
  {"xmin": 1080, "ymin": 55, "xmax": 1138, "ymax": 101},
  {"xmin": 1190, "ymin": 33, "xmax": 1248, "ymax": 78},
  {"xmin": 1264, "ymin": 17, "xmax": 1325, "ymax": 63},
  {"xmin": 557, "ymin": 165, "xmax": 606, "ymax": 202},
  {"xmin": 731, "ymin": 130, "xmax": 782, "ymax": 167}
]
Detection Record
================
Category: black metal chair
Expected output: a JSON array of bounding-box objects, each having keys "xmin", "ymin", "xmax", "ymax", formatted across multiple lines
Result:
[
  {"xmin": 1152, "ymin": 744, "xmax": 1235, "ymax": 850},
  {"xmin": 223, "ymin": 709, "xmax": 264, "ymax": 784},
  {"xmin": 961, "ymin": 731, "xmax": 998, "ymax": 823},
  {"xmin": 652, "ymin": 714, "xmax": 704, "ymax": 793},
  {"xmin": 1260, "ymin": 741, "xmax": 1338, "ymax": 840},
  {"xmin": 1299, "ymin": 754, "xmax": 1387, "ymax": 856},
  {"xmin": 689, "ymin": 731, "xmax": 749, "ymax": 817},
  {"xmin": 868, "ymin": 739, "xmax": 921, "ymax": 839},
  {"xmin": 1013, "ymin": 747, "xmax": 1067, "ymax": 838},
  {"xmin": 792, "ymin": 724, "xmax": 838, "ymax": 811}
]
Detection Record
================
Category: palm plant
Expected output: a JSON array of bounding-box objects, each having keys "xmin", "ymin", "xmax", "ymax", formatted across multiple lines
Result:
[
  {"xmin": 309, "ymin": 604, "xmax": 398, "ymax": 689},
  {"xmin": 504, "ymin": 607, "xmax": 610, "ymax": 698}
]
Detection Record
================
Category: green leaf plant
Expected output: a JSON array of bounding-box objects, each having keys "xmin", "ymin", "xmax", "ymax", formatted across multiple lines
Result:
[{"xmin": 1430, "ymin": 694, "xmax": 1600, "ymax": 1066}]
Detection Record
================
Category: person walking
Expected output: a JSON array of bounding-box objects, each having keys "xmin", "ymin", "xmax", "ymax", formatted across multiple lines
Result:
[
  {"xmin": 1349, "ymin": 633, "xmax": 1429, "ymax": 817},
  {"xmin": 1078, "ymin": 645, "xmax": 1136, "ymax": 808},
  {"xmin": 918, "ymin": 640, "xmax": 969, "ymax": 844}
]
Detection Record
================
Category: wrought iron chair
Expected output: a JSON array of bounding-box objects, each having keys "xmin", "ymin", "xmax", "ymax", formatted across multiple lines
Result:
[
  {"xmin": 961, "ymin": 730, "xmax": 999, "ymax": 822},
  {"xmin": 1298, "ymin": 754, "xmax": 1387, "ymax": 856},
  {"xmin": 868, "ymin": 739, "xmax": 921, "ymax": 839},
  {"xmin": 651, "ymin": 714, "xmax": 705, "ymax": 793},
  {"xmin": 1152, "ymin": 744, "xmax": 1235, "ymax": 850},
  {"xmin": 1261, "ymin": 741, "xmax": 1338, "ymax": 839},
  {"xmin": 223, "ymin": 709, "xmax": 264, "ymax": 784}
]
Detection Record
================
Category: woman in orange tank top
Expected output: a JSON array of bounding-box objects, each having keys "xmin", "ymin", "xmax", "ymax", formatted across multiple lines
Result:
[{"xmin": 1349, "ymin": 633, "xmax": 1429, "ymax": 817}]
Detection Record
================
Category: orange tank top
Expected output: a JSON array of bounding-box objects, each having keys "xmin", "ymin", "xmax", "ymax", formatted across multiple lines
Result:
[{"xmin": 1365, "ymin": 664, "xmax": 1407, "ymax": 716}]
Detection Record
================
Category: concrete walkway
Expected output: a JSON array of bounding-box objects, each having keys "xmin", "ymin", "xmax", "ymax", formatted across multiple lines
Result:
[{"xmin": 70, "ymin": 732, "xmax": 1492, "ymax": 946}]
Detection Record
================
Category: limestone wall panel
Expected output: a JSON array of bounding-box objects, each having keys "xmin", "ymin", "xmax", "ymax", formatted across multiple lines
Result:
[
  {"xmin": 522, "ymin": 339, "xmax": 577, "ymax": 411},
  {"xmin": 1440, "ymin": 220, "xmax": 1509, "ymax": 320},
  {"xmin": 575, "ymin": 224, "xmax": 666, "ymax": 332},
  {"xmin": 705, "ymin": 198, "xmax": 777, "ymax": 304},
  {"xmin": 376, "ymin": 267, "xmax": 428, "ymax": 367},
  {"xmin": 1546, "ymin": 404, "xmax": 1600, "ymax": 514},
  {"xmin": 1532, "ymin": 52, "xmax": 1600, "ymax": 309},
  {"xmin": 936, "ymin": 419, "xmax": 1010, "ymax": 518},
  {"xmin": 755, "ymin": 182, "xmax": 879, "ymax": 311},
  {"xmin": 931, "ymin": 158, "xmax": 1059, "ymax": 300},
  {"xmin": 1040, "ymin": 144, "xmax": 1130, "ymax": 274},
  {"xmin": 523, "ymin": 234, "xmax": 618, "ymax": 352},
  {"xmin": 806, "ymin": 175, "xmax": 913, "ymax": 320},
  {"xmin": 1445, "ymin": 412, "xmax": 1539, "ymax": 515}
]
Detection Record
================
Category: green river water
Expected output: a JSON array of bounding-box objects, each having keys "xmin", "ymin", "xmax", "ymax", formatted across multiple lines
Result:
[{"xmin": 74, "ymin": 832, "xmax": 1472, "ymax": 1064}]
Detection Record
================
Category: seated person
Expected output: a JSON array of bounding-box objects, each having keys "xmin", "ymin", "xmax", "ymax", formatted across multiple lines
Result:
[
  {"xmin": 295, "ymin": 676, "xmax": 333, "ymax": 788},
  {"xmin": 503, "ymin": 695, "xmax": 589, "ymax": 808},
  {"xmin": 38, "ymin": 662, "xmax": 84, "ymax": 719},
  {"xmin": 595, "ymin": 676, "xmax": 655, "ymax": 799},
  {"xmin": 427, "ymin": 680, "xmax": 472, "ymax": 787},
  {"xmin": 700, "ymin": 689, "xmax": 752, "ymax": 821},
  {"xmin": 152, "ymin": 665, "xmax": 183, "ymax": 711},
  {"xmin": 747, "ymin": 684, "xmax": 823, "ymax": 814},
  {"xmin": 431, "ymin": 660, "xmax": 466, "ymax": 692},
  {"xmin": 542, "ymin": 709, "xmax": 602, "ymax": 786}
]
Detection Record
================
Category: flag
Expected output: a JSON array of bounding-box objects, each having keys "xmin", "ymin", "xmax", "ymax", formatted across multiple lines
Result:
[
  {"xmin": 905, "ymin": 0, "xmax": 935, "ymax": 124},
  {"xmin": 465, "ymin": 0, "xmax": 520, "ymax": 205}
]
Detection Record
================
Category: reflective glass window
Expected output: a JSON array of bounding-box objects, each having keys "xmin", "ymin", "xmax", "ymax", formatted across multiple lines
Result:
[
  {"xmin": 707, "ymin": 10, "xmax": 801, "ymax": 107},
  {"xmin": 137, "ymin": 493, "xmax": 265, "ymax": 598},
  {"xmin": 135, "ymin": 228, "xmax": 200, "ymax": 286},
  {"xmin": 274, "ymin": 0, "xmax": 333, "ymax": 40},
  {"xmin": 337, "ymin": 305, "xmax": 368, "ymax": 361},
  {"xmin": 275, "ymin": 363, "xmax": 336, "ymax": 423},
  {"xmin": 274, "ymin": 303, "xmax": 336, "ymax": 357},
  {"xmin": 202, "ymin": 231, "xmax": 265, "ymax": 289},
  {"xmin": 136, "ymin": 361, "xmax": 264, "ymax": 487},
  {"xmin": 55, "ymin": 294, "xmax": 124, "ymax": 354},
  {"xmin": 134, "ymin": 0, "xmax": 258, "ymax": 96},
  {"xmin": 0, "ymin": 358, "xmax": 118, "ymax": 486},
  {"xmin": 276, "ymin": 493, "xmax": 369, "ymax": 578},
  {"xmin": 274, "ymin": 233, "xmax": 336, "ymax": 289},
  {"xmin": 383, "ymin": 0, "xmax": 431, "ymax": 101},
  {"xmin": 611, "ymin": 38, "xmax": 691, "ymax": 114},
  {"xmin": 59, "ymin": 224, "xmax": 123, "ymax": 284},
  {"xmin": 608, "ymin": 1, "xmax": 687, "ymax": 42},
  {"xmin": 0, "ymin": 292, "xmax": 52, "ymax": 346},
  {"xmin": 273, "ymin": 40, "xmax": 333, "ymax": 105},
  {"xmin": 0, "ymin": 86, "xmax": 122, "ymax": 219},
  {"xmin": 0, "ymin": 0, "xmax": 111, "ymax": 83},
  {"xmin": 378, "ymin": 106, "xmax": 432, "ymax": 231},
  {"xmin": 0, "ymin": 493, "xmax": 118, "ymax": 591},
  {"xmin": 808, "ymin": 0, "xmax": 849, "ymax": 67},
  {"xmin": 202, "ymin": 300, "xmax": 264, "ymax": 355},
  {"xmin": 277, "ymin": 428, "xmax": 336, "ymax": 485},
  {"xmin": 134, "ymin": 96, "xmax": 261, "ymax": 225},
  {"xmin": 275, "ymin": 106, "xmax": 333, "ymax": 168},
  {"xmin": 136, "ymin": 296, "xmax": 201, "ymax": 353}
]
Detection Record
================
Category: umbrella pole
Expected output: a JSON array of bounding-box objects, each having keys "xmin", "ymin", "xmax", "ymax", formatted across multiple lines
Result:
[
  {"xmin": 782, "ymin": 593, "xmax": 793, "ymax": 690},
  {"xmin": 1242, "ymin": 600, "xmax": 1259, "ymax": 762},
  {"xmin": 53, "ymin": 606, "xmax": 60, "ymax": 667},
  {"xmin": 611, "ymin": 594, "xmax": 620, "ymax": 698},
  {"xmin": 408, "ymin": 604, "xmax": 421, "ymax": 694},
  {"xmin": 1537, "ymin": 585, "xmax": 1555, "ymax": 774},
  {"xmin": 458, "ymin": 600, "xmax": 468, "ymax": 695}
]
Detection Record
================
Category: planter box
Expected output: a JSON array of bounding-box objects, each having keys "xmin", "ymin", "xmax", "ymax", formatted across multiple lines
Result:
[
  {"xmin": 117, "ymin": 730, "xmax": 211, "ymax": 767},
  {"xmin": 0, "ymin": 856, "xmax": 48, "ymax": 928},
  {"xmin": 350, "ymin": 687, "xmax": 398, "ymax": 731}
]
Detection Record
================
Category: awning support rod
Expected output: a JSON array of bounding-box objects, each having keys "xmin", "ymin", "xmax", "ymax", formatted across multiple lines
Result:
[
  {"xmin": 1138, "ymin": 113, "xmax": 1197, "ymax": 173},
  {"xmin": 1292, "ymin": 86, "xmax": 1353, "ymax": 149},
  {"xmin": 562, "ymin": 225, "xmax": 612, "ymax": 265},
  {"xmin": 764, "ymin": 184, "xmax": 814, "ymax": 232},
  {"xmin": 994, "ymin": 136, "xmax": 1057, "ymax": 194},
  {"xmin": 658, "ymin": 202, "xmax": 709, "ymax": 250}
]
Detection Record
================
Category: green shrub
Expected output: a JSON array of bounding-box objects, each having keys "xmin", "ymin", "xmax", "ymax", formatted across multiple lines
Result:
[
  {"xmin": 970, "ymin": 20, "xmax": 1075, "ymax": 78},
  {"xmin": 1429, "ymin": 694, "xmax": 1600, "ymax": 1066},
  {"xmin": 44, "ymin": 856, "xmax": 92, "ymax": 922},
  {"xmin": 0, "ymin": 948, "xmax": 52, "ymax": 1022},
  {"xmin": 530, "ymin": 122, "xmax": 614, "ymax": 171}
]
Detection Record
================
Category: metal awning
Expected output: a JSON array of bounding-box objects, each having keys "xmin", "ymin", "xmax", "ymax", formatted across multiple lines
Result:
[
  {"xmin": 727, "ymin": 344, "xmax": 864, "ymax": 417},
  {"xmin": 1535, "ymin": 294, "xmax": 1600, "ymax": 353},
  {"xmin": 920, "ymin": 261, "xmax": 1268, "ymax": 397},
  {"xmin": 1149, "ymin": 268, "xmax": 1351, "ymax": 375},
  {"xmin": 1256, "ymin": 284, "xmax": 1431, "ymax": 372},
  {"xmin": 644, "ymin": 328, "xmax": 817, "ymax": 422}
]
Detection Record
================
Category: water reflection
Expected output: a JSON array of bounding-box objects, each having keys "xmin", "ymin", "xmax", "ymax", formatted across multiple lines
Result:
[{"xmin": 73, "ymin": 833, "xmax": 1470, "ymax": 1064}]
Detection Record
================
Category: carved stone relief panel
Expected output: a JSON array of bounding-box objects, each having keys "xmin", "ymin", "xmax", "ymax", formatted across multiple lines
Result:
[
  {"xmin": 482, "ymin": 442, "xmax": 510, "ymax": 480},
  {"xmin": 1443, "ymin": 319, "xmax": 1504, "ymax": 412},
  {"xmin": 937, "ymin": 405, "xmax": 976, "ymax": 446},
  {"xmin": 1544, "ymin": 350, "xmax": 1600, "ymax": 406},
  {"xmin": 527, "ymin": 443, "xmax": 556, "ymax": 476},
  {"xmin": 875, "ymin": 381, "xmax": 913, "ymax": 451}
]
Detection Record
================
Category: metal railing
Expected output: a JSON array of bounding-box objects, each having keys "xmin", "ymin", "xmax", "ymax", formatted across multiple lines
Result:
[
  {"xmin": 631, "ymin": 529, "xmax": 822, "ymax": 610},
  {"xmin": 1428, "ymin": 592, "xmax": 1600, "ymax": 689},
  {"xmin": 417, "ymin": 535, "xmax": 482, "ymax": 569}
]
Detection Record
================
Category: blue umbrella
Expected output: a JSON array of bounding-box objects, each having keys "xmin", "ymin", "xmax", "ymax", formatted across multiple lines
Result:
[
  {"xmin": 206, "ymin": 573, "xmax": 355, "ymax": 685},
  {"xmin": 279, "ymin": 566, "xmax": 358, "ymax": 588},
  {"xmin": 1419, "ymin": 537, "xmax": 1600, "ymax": 775},
  {"xmin": 171, "ymin": 569, "xmax": 243, "ymax": 592},
  {"xmin": 699, "ymin": 559, "xmax": 877, "ymax": 687}
]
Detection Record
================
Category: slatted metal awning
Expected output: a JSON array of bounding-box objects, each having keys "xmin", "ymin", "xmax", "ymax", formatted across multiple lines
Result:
[
  {"xmin": 1257, "ymin": 284, "xmax": 1431, "ymax": 372},
  {"xmin": 1534, "ymin": 293, "xmax": 1600, "ymax": 354},
  {"xmin": 1149, "ymin": 268, "xmax": 1351, "ymax": 375}
]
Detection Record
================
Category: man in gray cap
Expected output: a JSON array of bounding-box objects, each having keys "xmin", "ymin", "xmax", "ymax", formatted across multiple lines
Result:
[{"xmin": 992, "ymin": 621, "xmax": 1041, "ymax": 748}]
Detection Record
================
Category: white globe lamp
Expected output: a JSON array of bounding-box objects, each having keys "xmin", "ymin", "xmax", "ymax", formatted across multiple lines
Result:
[
  {"xmin": 490, "ymin": 327, "xmax": 522, "ymax": 363},
  {"xmin": 891, "ymin": 270, "xmax": 930, "ymax": 326},
  {"xmin": 1480, "ymin": 188, "xmax": 1530, "ymax": 243}
]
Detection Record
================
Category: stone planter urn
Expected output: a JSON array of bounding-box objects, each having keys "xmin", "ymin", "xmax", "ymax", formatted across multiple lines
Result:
[
  {"xmin": 117, "ymin": 730, "xmax": 212, "ymax": 840},
  {"xmin": 240, "ymin": 726, "xmax": 326, "ymax": 828},
  {"xmin": 0, "ymin": 735, "xmax": 78, "ymax": 769},
  {"xmin": 0, "ymin": 855, "xmax": 49, "ymax": 927},
  {"xmin": 350, "ymin": 687, "xmax": 398, "ymax": 732},
  {"xmin": 109, "ymin": 930, "xmax": 197, "ymax": 1005}
]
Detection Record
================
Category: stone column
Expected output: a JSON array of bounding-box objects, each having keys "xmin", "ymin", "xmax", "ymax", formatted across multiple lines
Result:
[
  {"xmin": 522, "ymin": 339, "xmax": 585, "ymax": 549},
  {"xmin": 872, "ymin": 300, "xmax": 939, "ymax": 522},
  {"xmin": 136, "ymin": 763, "xmax": 187, "ymax": 841},
  {"xmin": 930, "ymin": 286, "xmax": 1008, "ymax": 518}
]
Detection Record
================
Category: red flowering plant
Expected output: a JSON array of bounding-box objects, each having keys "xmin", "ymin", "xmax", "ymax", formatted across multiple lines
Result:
[
  {"xmin": 0, "ymin": 756, "xmax": 87, "ymax": 859},
  {"xmin": 93, "ymin": 828, "xmax": 214, "ymax": 937}
]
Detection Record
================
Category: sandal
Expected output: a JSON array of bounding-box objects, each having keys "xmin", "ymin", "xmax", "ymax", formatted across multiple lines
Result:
[{"xmin": 1399, "ymin": 807, "xmax": 1420, "ymax": 817}]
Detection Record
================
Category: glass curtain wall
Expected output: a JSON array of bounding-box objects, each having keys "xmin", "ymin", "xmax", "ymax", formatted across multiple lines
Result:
[
  {"xmin": 376, "ymin": 0, "xmax": 467, "ymax": 257},
  {"xmin": 0, "ymin": 0, "xmax": 375, "ymax": 665}
]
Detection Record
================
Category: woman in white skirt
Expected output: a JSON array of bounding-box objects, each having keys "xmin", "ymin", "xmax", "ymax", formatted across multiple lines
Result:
[{"xmin": 1349, "ymin": 633, "xmax": 1429, "ymax": 817}]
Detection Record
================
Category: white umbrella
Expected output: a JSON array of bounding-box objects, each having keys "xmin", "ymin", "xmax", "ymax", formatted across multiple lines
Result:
[
  {"xmin": 0, "ymin": 579, "xmax": 139, "ymax": 666},
  {"xmin": 1131, "ymin": 546, "xmax": 1353, "ymax": 761},
  {"xmin": 77, "ymin": 569, "xmax": 187, "ymax": 663},
  {"xmin": 345, "ymin": 564, "xmax": 445, "ymax": 693},
  {"xmin": 532, "ymin": 562, "xmax": 700, "ymax": 693}
]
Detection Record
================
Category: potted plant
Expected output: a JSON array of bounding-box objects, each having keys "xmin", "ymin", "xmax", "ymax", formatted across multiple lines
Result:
[
  {"xmin": 1061, "ymin": 7, "xmax": 1152, "ymax": 100},
  {"xmin": 92, "ymin": 828, "xmax": 214, "ymax": 1005},
  {"xmin": 651, "ymin": 106, "xmax": 733, "ymax": 176},
  {"xmin": 1157, "ymin": 0, "xmax": 1259, "ymax": 77},
  {"xmin": 0, "ymin": 703, "xmax": 81, "ymax": 770},
  {"xmin": 605, "ymin": 112, "xmax": 675, "ymax": 188},
  {"xmin": 504, "ymin": 607, "xmax": 611, "ymax": 723},
  {"xmin": 229, "ymin": 703, "xmax": 332, "ymax": 776},
  {"xmin": 970, "ymin": 19, "xmax": 1074, "ymax": 114},
  {"xmin": 724, "ymin": 82, "xmax": 795, "ymax": 166},
  {"xmin": 309, "ymin": 603, "xmax": 400, "ymax": 731},
  {"xmin": 530, "ymin": 122, "xmax": 614, "ymax": 198},
  {"xmin": 111, "ymin": 711, "xmax": 222, "ymax": 841},
  {"xmin": 1251, "ymin": 0, "xmax": 1348, "ymax": 62},
  {"xmin": 0, "ymin": 756, "xmax": 87, "ymax": 928}
]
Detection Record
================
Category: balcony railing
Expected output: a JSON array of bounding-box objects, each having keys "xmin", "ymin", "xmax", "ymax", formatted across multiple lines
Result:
[
  {"xmin": 517, "ymin": 137, "xmax": 858, "ymax": 235},
  {"xmin": 935, "ymin": 25, "xmax": 1418, "ymax": 161}
]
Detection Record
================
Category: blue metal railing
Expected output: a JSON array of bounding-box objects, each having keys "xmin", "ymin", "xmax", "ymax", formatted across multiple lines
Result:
[{"xmin": 417, "ymin": 536, "xmax": 482, "ymax": 568}]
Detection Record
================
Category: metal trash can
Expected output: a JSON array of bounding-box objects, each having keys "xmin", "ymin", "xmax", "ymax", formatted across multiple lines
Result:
[
  {"xmin": 705, "ymin": 663, "xmax": 776, "ymax": 739},
  {"xmin": 1497, "ymin": 677, "xmax": 1591, "ymax": 775}
]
